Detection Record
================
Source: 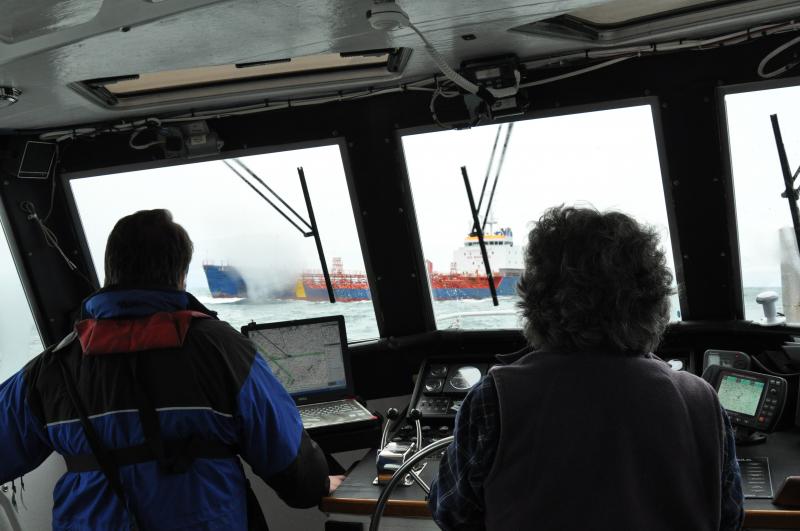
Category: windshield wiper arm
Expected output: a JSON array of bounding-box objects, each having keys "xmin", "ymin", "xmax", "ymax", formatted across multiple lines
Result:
[
  {"xmin": 771, "ymin": 114, "xmax": 800, "ymax": 258},
  {"xmin": 462, "ymin": 165, "xmax": 499, "ymax": 306},
  {"xmin": 222, "ymin": 159, "xmax": 336, "ymax": 303}
]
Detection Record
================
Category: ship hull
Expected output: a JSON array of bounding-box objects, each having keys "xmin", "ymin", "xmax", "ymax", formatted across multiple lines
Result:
[
  {"xmin": 291, "ymin": 274, "xmax": 519, "ymax": 302},
  {"xmin": 203, "ymin": 264, "xmax": 248, "ymax": 299},
  {"xmin": 432, "ymin": 275, "xmax": 519, "ymax": 300},
  {"xmin": 204, "ymin": 263, "xmax": 520, "ymax": 302}
]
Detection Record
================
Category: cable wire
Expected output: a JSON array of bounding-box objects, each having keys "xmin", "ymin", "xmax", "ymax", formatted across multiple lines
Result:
[
  {"xmin": 751, "ymin": 350, "xmax": 800, "ymax": 377},
  {"xmin": 758, "ymin": 34, "xmax": 800, "ymax": 78},
  {"xmin": 407, "ymin": 22, "xmax": 481, "ymax": 96},
  {"xmin": 520, "ymin": 56, "xmax": 635, "ymax": 88},
  {"xmin": 20, "ymin": 201, "xmax": 95, "ymax": 288}
]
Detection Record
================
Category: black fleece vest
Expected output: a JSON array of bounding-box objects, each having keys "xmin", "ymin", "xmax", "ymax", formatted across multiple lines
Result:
[{"xmin": 484, "ymin": 351, "xmax": 725, "ymax": 531}]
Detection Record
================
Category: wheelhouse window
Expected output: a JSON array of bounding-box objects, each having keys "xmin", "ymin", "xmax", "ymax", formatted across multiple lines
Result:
[
  {"xmin": 403, "ymin": 104, "xmax": 680, "ymax": 330},
  {"xmin": 69, "ymin": 144, "xmax": 380, "ymax": 340},
  {"xmin": 0, "ymin": 223, "xmax": 42, "ymax": 382},
  {"xmin": 726, "ymin": 85, "xmax": 800, "ymax": 323}
]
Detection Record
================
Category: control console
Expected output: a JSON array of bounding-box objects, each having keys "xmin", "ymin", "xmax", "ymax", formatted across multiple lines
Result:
[{"xmin": 412, "ymin": 360, "xmax": 490, "ymax": 419}]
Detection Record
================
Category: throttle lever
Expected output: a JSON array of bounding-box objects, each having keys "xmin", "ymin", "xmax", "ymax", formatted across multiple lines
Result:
[{"xmin": 379, "ymin": 407, "xmax": 399, "ymax": 449}]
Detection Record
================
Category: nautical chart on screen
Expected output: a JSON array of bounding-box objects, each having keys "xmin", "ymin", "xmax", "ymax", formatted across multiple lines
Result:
[
  {"xmin": 717, "ymin": 375, "xmax": 764, "ymax": 416},
  {"xmin": 249, "ymin": 320, "xmax": 347, "ymax": 395}
]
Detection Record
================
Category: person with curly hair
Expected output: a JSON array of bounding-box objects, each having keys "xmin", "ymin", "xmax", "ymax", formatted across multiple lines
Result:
[{"xmin": 429, "ymin": 205, "xmax": 743, "ymax": 531}]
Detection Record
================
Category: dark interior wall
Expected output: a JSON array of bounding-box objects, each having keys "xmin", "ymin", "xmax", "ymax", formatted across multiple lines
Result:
[{"xmin": 2, "ymin": 32, "xmax": 800, "ymax": 396}]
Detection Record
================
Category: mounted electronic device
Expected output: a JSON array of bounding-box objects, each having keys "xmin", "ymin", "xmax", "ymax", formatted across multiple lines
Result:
[
  {"xmin": 702, "ymin": 365, "xmax": 787, "ymax": 445},
  {"xmin": 703, "ymin": 349, "xmax": 751, "ymax": 372},
  {"xmin": 461, "ymin": 55, "xmax": 527, "ymax": 118},
  {"xmin": 366, "ymin": 0, "xmax": 523, "ymax": 121}
]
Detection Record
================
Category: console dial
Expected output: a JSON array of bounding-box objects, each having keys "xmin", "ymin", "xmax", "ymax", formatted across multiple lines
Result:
[
  {"xmin": 428, "ymin": 365, "xmax": 448, "ymax": 377},
  {"xmin": 424, "ymin": 378, "xmax": 444, "ymax": 393},
  {"xmin": 449, "ymin": 366, "xmax": 482, "ymax": 391}
]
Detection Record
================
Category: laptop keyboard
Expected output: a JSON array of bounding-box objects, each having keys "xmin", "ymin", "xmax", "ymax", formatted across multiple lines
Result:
[{"xmin": 297, "ymin": 399, "xmax": 375, "ymax": 430}]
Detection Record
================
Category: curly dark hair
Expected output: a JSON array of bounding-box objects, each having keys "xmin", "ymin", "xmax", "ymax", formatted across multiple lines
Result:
[
  {"xmin": 104, "ymin": 209, "xmax": 193, "ymax": 288},
  {"xmin": 516, "ymin": 206, "xmax": 674, "ymax": 354}
]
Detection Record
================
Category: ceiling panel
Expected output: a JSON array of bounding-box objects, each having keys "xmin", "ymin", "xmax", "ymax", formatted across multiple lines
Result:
[
  {"xmin": 0, "ymin": 0, "xmax": 797, "ymax": 131},
  {"xmin": 0, "ymin": 0, "xmax": 104, "ymax": 43}
]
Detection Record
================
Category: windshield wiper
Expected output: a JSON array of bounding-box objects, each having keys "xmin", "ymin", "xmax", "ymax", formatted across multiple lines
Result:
[
  {"xmin": 462, "ymin": 165, "xmax": 499, "ymax": 306},
  {"xmin": 771, "ymin": 115, "xmax": 800, "ymax": 259},
  {"xmin": 458, "ymin": 123, "xmax": 515, "ymax": 307}
]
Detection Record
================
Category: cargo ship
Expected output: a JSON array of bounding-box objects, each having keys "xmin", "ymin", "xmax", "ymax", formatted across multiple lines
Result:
[
  {"xmin": 203, "ymin": 227, "xmax": 522, "ymax": 302},
  {"xmin": 202, "ymin": 263, "xmax": 248, "ymax": 299},
  {"xmin": 291, "ymin": 226, "xmax": 522, "ymax": 301}
]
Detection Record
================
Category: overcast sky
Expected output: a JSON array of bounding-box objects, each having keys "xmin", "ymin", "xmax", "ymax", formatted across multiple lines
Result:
[
  {"xmin": 71, "ymin": 144, "xmax": 365, "ymax": 296},
  {"xmin": 404, "ymin": 105, "xmax": 676, "ymax": 276},
  {"xmin": 3, "ymin": 85, "xmax": 800, "ymax": 381}
]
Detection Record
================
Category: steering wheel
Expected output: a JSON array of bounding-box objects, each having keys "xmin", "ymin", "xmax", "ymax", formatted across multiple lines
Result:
[{"xmin": 368, "ymin": 436, "xmax": 454, "ymax": 531}]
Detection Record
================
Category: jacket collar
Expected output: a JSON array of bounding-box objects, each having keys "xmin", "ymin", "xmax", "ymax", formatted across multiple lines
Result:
[
  {"xmin": 495, "ymin": 346, "xmax": 651, "ymax": 365},
  {"xmin": 81, "ymin": 286, "xmax": 217, "ymax": 320}
]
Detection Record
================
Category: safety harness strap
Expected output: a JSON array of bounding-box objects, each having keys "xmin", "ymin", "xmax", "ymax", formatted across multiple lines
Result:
[
  {"xmin": 56, "ymin": 352, "xmax": 141, "ymax": 530},
  {"xmin": 64, "ymin": 439, "xmax": 238, "ymax": 473}
]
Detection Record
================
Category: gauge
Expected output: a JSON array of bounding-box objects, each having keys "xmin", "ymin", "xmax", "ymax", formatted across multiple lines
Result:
[
  {"xmin": 667, "ymin": 359, "xmax": 684, "ymax": 371},
  {"xmin": 424, "ymin": 378, "xmax": 444, "ymax": 393},
  {"xmin": 448, "ymin": 366, "xmax": 482, "ymax": 391},
  {"xmin": 428, "ymin": 365, "xmax": 448, "ymax": 377}
]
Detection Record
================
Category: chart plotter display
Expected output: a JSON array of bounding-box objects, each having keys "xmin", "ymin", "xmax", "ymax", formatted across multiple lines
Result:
[
  {"xmin": 248, "ymin": 320, "xmax": 347, "ymax": 396},
  {"xmin": 717, "ymin": 374, "xmax": 764, "ymax": 416}
]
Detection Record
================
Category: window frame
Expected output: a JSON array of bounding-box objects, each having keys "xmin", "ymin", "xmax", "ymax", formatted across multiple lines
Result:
[
  {"xmin": 0, "ymin": 201, "xmax": 45, "ymax": 346},
  {"xmin": 61, "ymin": 137, "xmax": 385, "ymax": 339},
  {"xmin": 395, "ymin": 96, "xmax": 686, "ymax": 327},
  {"xmin": 718, "ymin": 76, "xmax": 800, "ymax": 320}
]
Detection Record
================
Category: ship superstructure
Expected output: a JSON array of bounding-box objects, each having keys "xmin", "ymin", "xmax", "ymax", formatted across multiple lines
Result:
[{"xmin": 452, "ymin": 227, "xmax": 522, "ymax": 274}]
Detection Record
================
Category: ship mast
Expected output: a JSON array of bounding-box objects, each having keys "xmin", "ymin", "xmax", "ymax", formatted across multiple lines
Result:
[{"xmin": 471, "ymin": 123, "xmax": 514, "ymax": 235}]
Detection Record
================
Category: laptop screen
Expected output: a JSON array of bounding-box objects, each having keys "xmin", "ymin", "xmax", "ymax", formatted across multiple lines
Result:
[{"xmin": 246, "ymin": 316, "xmax": 348, "ymax": 397}]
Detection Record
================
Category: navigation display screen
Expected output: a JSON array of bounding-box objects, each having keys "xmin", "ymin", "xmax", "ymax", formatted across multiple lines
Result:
[
  {"xmin": 717, "ymin": 374, "xmax": 764, "ymax": 416},
  {"xmin": 248, "ymin": 320, "xmax": 347, "ymax": 396}
]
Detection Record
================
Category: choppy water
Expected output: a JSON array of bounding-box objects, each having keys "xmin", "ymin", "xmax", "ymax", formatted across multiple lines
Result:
[{"xmin": 21, "ymin": 287, "xmax": 785, "ymax": 355}]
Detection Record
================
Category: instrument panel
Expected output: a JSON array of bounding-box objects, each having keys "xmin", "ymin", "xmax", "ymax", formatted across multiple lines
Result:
[{"xmin": 412, "ymin": 360, "xmax": 490, "ymax": 419}]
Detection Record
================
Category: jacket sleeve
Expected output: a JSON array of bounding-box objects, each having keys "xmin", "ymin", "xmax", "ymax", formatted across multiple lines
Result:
[
  {"xmin": 719, "ymin": 407, "xmax": 744, "ymax": 531},
  {"xmin": 0, "ymin": 368, "xmax": 53, "ymax": 484},
  {"xmin": 428, "ymin": 375, "xmax": 499, "ymax": 531},
  {"xmin": 236, "ymin": 353, "xmax": 329, "ymax": 508}
]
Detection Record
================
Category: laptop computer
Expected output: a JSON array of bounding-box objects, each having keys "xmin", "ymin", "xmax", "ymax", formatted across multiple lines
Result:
[{"xmin": 242, "ymin": 315, "xmax": 377, "ymax": 431}]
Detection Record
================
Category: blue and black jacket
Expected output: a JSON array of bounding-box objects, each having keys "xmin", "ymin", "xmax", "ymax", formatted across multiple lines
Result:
[{"xmin": 0, "ymin": 288, "xmax": 329, "ymax": 530}]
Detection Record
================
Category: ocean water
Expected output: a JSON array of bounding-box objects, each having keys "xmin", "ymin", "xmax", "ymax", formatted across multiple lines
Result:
[
  {"xmin": 20, "ymin": 287, "xmax": 785, "ymax": 355},
  {"xmin": 198, "ymin": 288, "xmax": 729, "ymax": 340}
]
